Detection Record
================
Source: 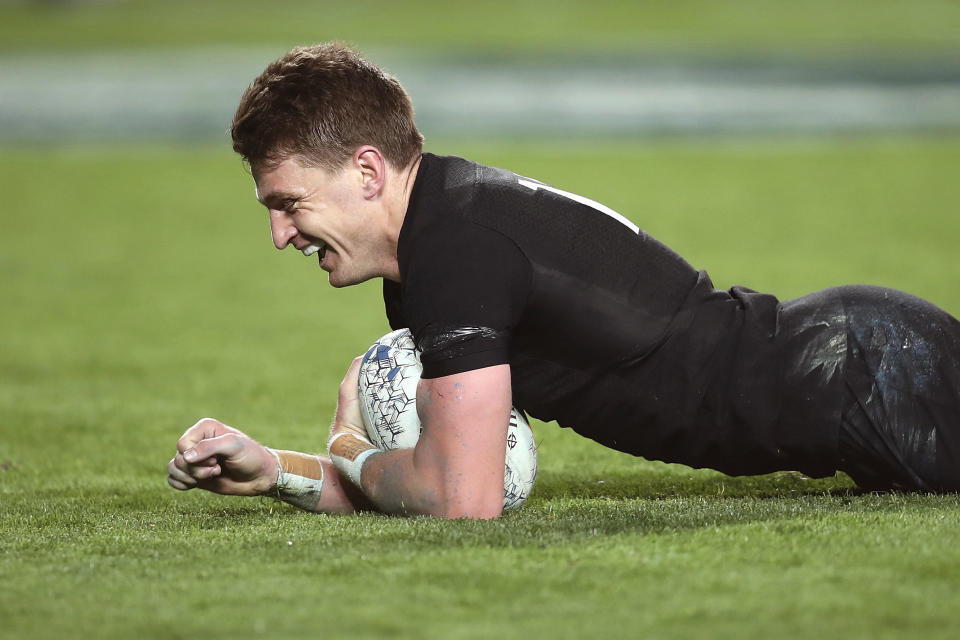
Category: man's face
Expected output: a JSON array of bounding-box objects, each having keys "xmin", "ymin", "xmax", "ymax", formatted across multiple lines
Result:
[{"xmin": 253, "ymin": 157, "xmax": 386, "ymax": 288}]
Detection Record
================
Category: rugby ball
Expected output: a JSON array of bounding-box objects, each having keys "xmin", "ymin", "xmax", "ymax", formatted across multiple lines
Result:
[{"xmin": 357, "ymin": 328, "xmax": 537, "ymax": 510}]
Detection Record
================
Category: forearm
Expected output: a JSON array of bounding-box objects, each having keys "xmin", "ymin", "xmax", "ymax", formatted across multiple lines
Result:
[
  {"xmin": 351, "ymin": 447, "xmax": 501, "ymax": 519},
  {"xmin": 359, "ymin": 448, "xmax": 447, "ymax": 517},
  {"xmin": 269, "ymin": 450, "xmax": 374, "ymax": 515},
  {"xmin": 315, "ymin": 457, "xmax": 375, "ymax": 514},
  {"xmin": 325, "ymin": 361, "xmax": 508, "ymax": 519}
]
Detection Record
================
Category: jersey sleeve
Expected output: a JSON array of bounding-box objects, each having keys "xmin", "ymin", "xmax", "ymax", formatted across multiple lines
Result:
[{"xmin": 402, "ymin": 221, "xmax": 531, "ymax": 379}]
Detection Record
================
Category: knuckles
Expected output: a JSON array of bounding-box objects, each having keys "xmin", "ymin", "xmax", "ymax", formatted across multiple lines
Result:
[
  {"xmin": 221, "ymin": 432, "xmax": 241, "ymax": 450},
  {"xmin": 177, "ymin": 417, "xmax": 224, "ymax": 452}
]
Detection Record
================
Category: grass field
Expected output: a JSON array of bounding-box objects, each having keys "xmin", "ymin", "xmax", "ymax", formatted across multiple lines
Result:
[{"xmin": 3, "ymin": 137, "xmax": 960, "ymax": 639}]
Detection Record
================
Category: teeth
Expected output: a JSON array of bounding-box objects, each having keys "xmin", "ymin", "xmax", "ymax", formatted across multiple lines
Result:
[{"xmin": 302, "ymin": 242, "xmax": 325, "ymax": 257}]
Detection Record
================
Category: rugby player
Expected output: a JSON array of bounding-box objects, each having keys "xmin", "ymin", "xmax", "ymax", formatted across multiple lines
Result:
[{"xmin": 167, "ymin": 43, "xmax": 960, "ymax": 519}]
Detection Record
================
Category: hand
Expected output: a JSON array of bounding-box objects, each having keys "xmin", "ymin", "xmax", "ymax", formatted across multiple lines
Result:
[
  {"xmin": 327, "ymin": 356, "xmax": 369, "ymax": 449},
  {"xmin": 167, "ymin": 418, "xmax": 278, "ymax": 496}
]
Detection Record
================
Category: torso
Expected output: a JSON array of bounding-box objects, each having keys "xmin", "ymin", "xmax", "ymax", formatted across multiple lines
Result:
[{"xmin": 384, "ymin": 153, "xmax": 845, "ymax": 477}]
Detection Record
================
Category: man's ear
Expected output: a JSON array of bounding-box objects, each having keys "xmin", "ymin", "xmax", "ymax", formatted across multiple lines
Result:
[{"xmin": 354, "ymin": 146, "xmax": 386, "ymax": 199}]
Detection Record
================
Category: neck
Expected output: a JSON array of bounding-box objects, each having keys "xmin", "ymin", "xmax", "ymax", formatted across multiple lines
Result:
[
  {"xmin": 382, "ymin": 154, "xmax": 422, "ymax": 282},
  {"xmin": 397, "ymin": 154, "xmax": 422, "ymax": 224}
]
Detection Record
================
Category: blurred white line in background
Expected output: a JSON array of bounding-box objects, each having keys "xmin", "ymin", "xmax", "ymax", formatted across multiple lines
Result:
[{"xmin": 2, "ymin": 49, "xmax": 959, "ymax": 141}]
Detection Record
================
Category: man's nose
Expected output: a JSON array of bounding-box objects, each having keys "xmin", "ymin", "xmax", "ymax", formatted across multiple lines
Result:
[{"xmin": 269, "ymin": 211, "xmax": 297, "ymax": 250}]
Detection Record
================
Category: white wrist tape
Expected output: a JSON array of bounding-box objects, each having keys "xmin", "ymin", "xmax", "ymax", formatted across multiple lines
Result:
[
  {"xmin": 328, "ymin": 432, "xmax": 379, "ymax": 488},
  {"xmin": 266, "ymin": 448, "xmax": 325, "ymax": 511}
]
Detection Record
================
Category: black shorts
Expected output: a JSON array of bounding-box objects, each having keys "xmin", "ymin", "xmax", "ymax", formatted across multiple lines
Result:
[{"xmin": 835, "ymin": 286, "xmax": 960, "ymax": 491}]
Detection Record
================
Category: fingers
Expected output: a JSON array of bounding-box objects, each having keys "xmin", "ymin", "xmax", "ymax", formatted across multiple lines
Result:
[
  {"xmin": 169, "ymin": 418, "xmax": 263, "ymax": 495},
  {"xmin": 167, "ymin": 452, "xmax": 222, "ymax": 490},
  {"xmin": 182, "ymin": 432, "xmax": 245, "ymax": 464},
  {"xmin": 338, "ymin": 356, "xmax": 364, "ymax": 402},
  {"xmin": 177, "ymin": 417, "xmax": 229, "ymax": 454},
  {"xmin": 167, "ymin": 457, "xmax": 194, "ymax": 489},
  {"xmin": 342, "ymin": 355, "xmax": 364, "ymax": 385}
]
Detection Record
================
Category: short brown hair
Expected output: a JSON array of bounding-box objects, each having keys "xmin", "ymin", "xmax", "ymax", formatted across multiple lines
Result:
[{"xmin": 231, "ymin": 43, "xmax": 423, "ymax": 171}]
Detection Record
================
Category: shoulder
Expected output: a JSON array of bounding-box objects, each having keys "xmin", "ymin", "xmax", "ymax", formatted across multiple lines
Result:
[
  {"xmin": 408, "ymin": 153, "xmax": 483, "ymax": 219},
  {"xmin": 409, "ymin": 153, "xmax": 534, "ymax": 228},
  {"xmin": 390, "ymin": 156, "xmax": 535, "ymax": 377},
  {"xmin": 401, "ymin": 153, "xmax": 532, "ymax": 281}
]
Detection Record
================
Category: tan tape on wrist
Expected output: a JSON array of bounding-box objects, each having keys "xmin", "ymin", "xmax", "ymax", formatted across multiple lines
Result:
[
  {"xmin": 267, "ymin": 448, "xmax": 324, "ymax": 511},
  {"xmin": 328, "ymin": 432, "xmax": 378, "ymax": 488}
]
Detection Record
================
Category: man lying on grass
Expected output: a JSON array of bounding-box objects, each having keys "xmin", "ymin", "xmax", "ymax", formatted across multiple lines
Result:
[{"xmin": 167, "ymin": 43, "xmax": 960, "ymax": 519}]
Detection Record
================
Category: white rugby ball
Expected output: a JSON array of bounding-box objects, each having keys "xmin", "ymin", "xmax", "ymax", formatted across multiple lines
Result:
[{"xmin": 357, "ymin": 328, "xmax": 537, "ymax": 511}]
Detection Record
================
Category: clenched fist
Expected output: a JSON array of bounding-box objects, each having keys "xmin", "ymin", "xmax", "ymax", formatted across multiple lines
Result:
[{"xmin": 166, "ymin": 418, "xmax": 277, "ymax": 496}]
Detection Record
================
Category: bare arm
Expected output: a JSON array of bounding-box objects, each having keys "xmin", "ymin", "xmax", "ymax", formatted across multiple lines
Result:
[
  {"xmin": 329, "ymin": 363, "xmax": 512, "ymax": 519},
  {"xmin": 166, "ymin": 418, "xmax": 371, "ymax": 514}
]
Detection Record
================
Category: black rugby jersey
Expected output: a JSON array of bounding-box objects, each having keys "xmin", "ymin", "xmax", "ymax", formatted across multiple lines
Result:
[{"xmin": 383, "ymin": 153, "xmax": 845, "ymax": 478}]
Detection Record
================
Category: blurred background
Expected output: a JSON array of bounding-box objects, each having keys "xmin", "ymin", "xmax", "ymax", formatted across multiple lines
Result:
[{"xmin": 3, "ymin": 0, "xmax": 960, "ymax": 142}]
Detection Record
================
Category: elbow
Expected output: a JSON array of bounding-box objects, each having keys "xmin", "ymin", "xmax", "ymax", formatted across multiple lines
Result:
[
  {"xmin": 436, "ymin": 489, "xmax": 504, "ymax": 520},
  {"xmin": 436, "ymin": 500, "xmax": 503, "ymax": 520},
  {"xmin": 433, "ymin": 477, "xmax": 504, "ymax": 520}
]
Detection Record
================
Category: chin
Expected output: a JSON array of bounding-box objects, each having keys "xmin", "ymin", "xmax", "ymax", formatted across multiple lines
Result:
[{"xmin": 327, "ymin": 271, "xmax": 376, "ymax": 289}]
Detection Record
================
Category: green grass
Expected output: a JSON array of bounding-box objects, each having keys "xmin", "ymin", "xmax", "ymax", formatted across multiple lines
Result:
[
  {"xmin": 3, "ymin": 137, "xmax": 960, "ymax": 638},
  {"xmin": 2, "ymin": 0, "xmax": 959, "ymax": 55}
]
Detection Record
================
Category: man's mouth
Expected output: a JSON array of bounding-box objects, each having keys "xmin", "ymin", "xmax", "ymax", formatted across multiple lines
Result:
[{"xmin": 301, "ymin": 242, "xmax": 327, "ymax": 260}]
